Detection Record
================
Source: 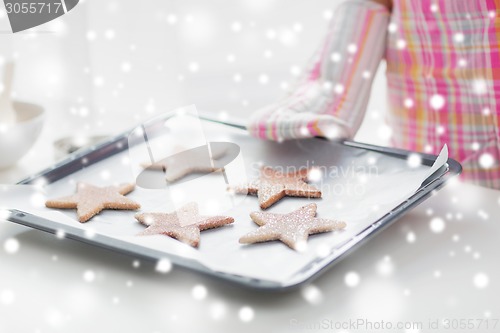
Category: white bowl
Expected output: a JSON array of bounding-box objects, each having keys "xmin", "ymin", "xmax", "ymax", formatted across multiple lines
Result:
[{"xmin": 0, "ymin": 101, "xmax": 45, "ymax": 169}]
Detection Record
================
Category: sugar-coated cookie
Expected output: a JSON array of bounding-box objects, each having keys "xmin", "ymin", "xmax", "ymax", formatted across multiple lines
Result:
[
  {"xmin": 135, "ymin": 202, "xmax": 234, "ymax": 247},
  {"xmin": 45, "ymin": 182, "xmax": 140, "ymax": 223},
  {"xmin": 239, "ymin": 203, "xmax": 346, "ymax": 251},
  {"xmin": 231, "ymin": 166, "xmax": 321, "ymax": 209}
]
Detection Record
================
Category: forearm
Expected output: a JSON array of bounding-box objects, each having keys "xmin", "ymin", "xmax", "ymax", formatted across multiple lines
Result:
[
  {"xmin": 317, "ymin": 0, "xmax": 390, "ymax": 136},
  {"xmin": 248, "ymin": 0, "xmax": 390, "ymax": 141}
]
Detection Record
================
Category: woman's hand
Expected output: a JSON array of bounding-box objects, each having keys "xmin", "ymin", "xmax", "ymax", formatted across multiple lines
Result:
[{"xmin": 247, "ymin": 81, "xmax": 351, "ymax": 141}]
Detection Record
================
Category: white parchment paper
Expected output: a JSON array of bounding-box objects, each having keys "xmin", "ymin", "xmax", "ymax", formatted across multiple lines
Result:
[{"xmin": 0, "ymin": 115, "xmax": 448, "ymax": 284}]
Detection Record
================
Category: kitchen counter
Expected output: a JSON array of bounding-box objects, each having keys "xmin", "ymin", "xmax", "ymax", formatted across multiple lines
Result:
[{"xmin": 1, "ymin": 167, "xmax": 499, "ymax": 332}]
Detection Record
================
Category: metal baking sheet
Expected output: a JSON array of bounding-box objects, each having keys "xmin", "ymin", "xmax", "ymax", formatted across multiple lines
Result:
[{"xmin": 1, "ymin": 108, "xmax": 461, "ymax": 290}]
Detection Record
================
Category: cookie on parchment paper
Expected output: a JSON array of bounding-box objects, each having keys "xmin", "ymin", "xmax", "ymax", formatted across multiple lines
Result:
[
  {"xmin": 135, "ymin": 202, "xmax": 234, "ymax": 247},
  {"xmin": 230, "ymin": 166, "xmax": 322, "ymax": 209},
  {"xmin": 142, "ymin": 144, "xmax": 227, "ymax": 182},
  {"xmin": 239, "ymin": 203, "xmax": 346, "ymax": 251},
  {"xmin": 45, "ymin": 182, "xmax": 140, "ymax": 223}
]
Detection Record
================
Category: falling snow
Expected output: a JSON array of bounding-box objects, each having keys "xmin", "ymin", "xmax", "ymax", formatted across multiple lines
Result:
[
  {"xmin": 83, "ymin": 270, "xmax": 96, "ymax": 283},
  {"xmin": 347, "ymin": 44, "xmax": 358, "ymax": 54},
  {"xmin": 430, "ymin": 94, "xmax": 445, "ymax": 110},
  {"xmin": 331, "ymin": 52, "xmax": 341, "ymax": 62},
  {"xmin": 454, "ymin": 32, "xmax": 464, "ymax": 43},
  {"xmin": 473, "ymin": 272, "xmax": 489, "ymax": 289},
  {"xmin": 233, "ymin": 73, "xmax": 242, "ymax": 82},
  {"xmin": 315, "ymin": 243, "xmax": 330, "ymax": 258},
  {"xmin": 323, "ymin": 10, "xmax": 333, "ymax": 20},
  {"xmin": 396, "ymin": 39, "xmax": 407, "ymax": 49},
  {"xmin": 1, "ymin": 289, "xmax": 15, "ymax": 305},
  {"xmin": 290, "ymin": 65, "xmax": 301, "ymax": 76},
  {"xmin": 121, "ymin": 62, "xmax": 131, "ymax": 72},
  {"xmin": 56, "ymin": 229, "xmax": 66, "ymax": 239},
  {"xmin": 3, "ymin": 238, "xmax": 19, "ymax": 254},
  {"xmin": 472, "ymin": 79, "xmax": 488, "ymax": 95},
  {"xmin": 307, "ymin": 168, "xmax": 322, "ymax": 182},
  {"xmin": 430, "ymin": 217, "xmax": 446, "ymax": 233},
  {"xmin": 301, "ymin": 285, "xmax": 323, "ymax": 305},
  {"xmin": 93, "ymin": 76, "xmax": 104, "ymax": 86},
  {"xmin": 376, "ymin": 256, "xmax": 394, "ymax": 277},
  {"xmin": 404, "ymin": 98, "xmax": 414, "ymax": 108},
  {"xmin": 84, "ymin": 228, "xmax": 96, "ymax": 239},
  {"xmin": 190, "ymin": 284, "xmax": 208, "ymax": 300},
  {"xmin": 377, "ymin": 125, "xmax": 393, "ymax": 140},
  {"xmin": 86, "ymin": 30, "xmax": 96, "ymax": 41},
  {"xmin": 407, "ymin": 153, "xmax": 422, "ymax": 168},
  {"xmin": 155, "ymin": 258, "xmax": 172, "ymax": 273},
  {"xmin": 167, "ymin": 14, "xmax": 178, "ymax": 25},
  {"xmin": 334, "ymin": 84, "xmax": 344, "ymax": 94},
  {"xmin": 210, "ymin": 302, "xmax": 226, "ymax": 320},
  {"xmin": 188, "ymin": 62, "xmax": 199, "ymax": 72},
  {"xmin": 344, "ymin": 271, "xmax": 360, "ymax": 288},
  {"xmin": 104, "ymin": 29, "xmax": 115, "ymax": 40},
  {"xmin": 388, "ymin": 23, "xmax": 398, "ymax": 33},
  {"xmin": 479, "ymin": 153, "xmax": 495, "ymax": 169},
  {"xmin": 266, "ymin": 29, "xmax": 276, "ymax": 39},
  {"xmin": 258, "ymin": 74, "xmax": 269, "ymax": 85},
  {"xmin": 231, "ymin": 21, "xmax": 242, "ymax": 32}
]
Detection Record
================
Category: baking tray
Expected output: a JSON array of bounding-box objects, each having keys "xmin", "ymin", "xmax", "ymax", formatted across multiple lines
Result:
[{"xmin": 3, "ymin": 109, "xmax": 461, "ymax": 290}]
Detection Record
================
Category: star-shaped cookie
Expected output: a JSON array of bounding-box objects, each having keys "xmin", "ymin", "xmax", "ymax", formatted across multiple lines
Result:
[
  {"xmin": 45, "ymin": 182, "xmax": 141, "ymax": 223},
  {"xmin": 135, "ymin": 202, "xmax": 234, "ymax": 247},
  {"xmin": 239, "ymin": 203, "xmax": 346, "ymax": 251},
  {"xmin": 143, "ymin": 144, "xmax": 226, "ymax": 182},
  {"xmin": 232, "ymin": 166, "xmax": 321, "ymax": 209}
]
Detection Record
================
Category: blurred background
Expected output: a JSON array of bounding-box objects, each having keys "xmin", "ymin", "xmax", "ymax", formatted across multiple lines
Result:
[{"xmin": 0, "ymin": 0, "xmax": 388, "ymax": 181}]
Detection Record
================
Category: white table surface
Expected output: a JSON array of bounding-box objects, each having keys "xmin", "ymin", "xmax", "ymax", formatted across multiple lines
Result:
[{"xmin": 1, "ymin": 164, "xmax": 499, "ymax": 333}]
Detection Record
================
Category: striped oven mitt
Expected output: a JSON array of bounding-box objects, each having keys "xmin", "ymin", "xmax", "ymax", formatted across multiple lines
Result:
[{"xmin": 248, "ymin": 0, "xmax": 390, "ymax": 141}]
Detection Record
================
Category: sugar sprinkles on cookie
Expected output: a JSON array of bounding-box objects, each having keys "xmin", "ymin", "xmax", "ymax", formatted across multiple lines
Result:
[
  {"xmin": 45, "ymin": 182, "xmax": 140, "ymax": 223},
  {"xmin": 239, "ymin": 203, "xmax": 346, "ymax": 251},
  {"xmin": 230, "ymin": 166, "xmax": 322, "ymax": 209},
  {"xmin": 135, "ymin": 202, "xmax": 234, "ymax": 247}
]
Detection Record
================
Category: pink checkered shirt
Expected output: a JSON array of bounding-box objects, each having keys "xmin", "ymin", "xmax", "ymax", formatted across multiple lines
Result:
[{"xmin": 386, "ymin": 0, "xmax": 500, "ymax": 188}]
